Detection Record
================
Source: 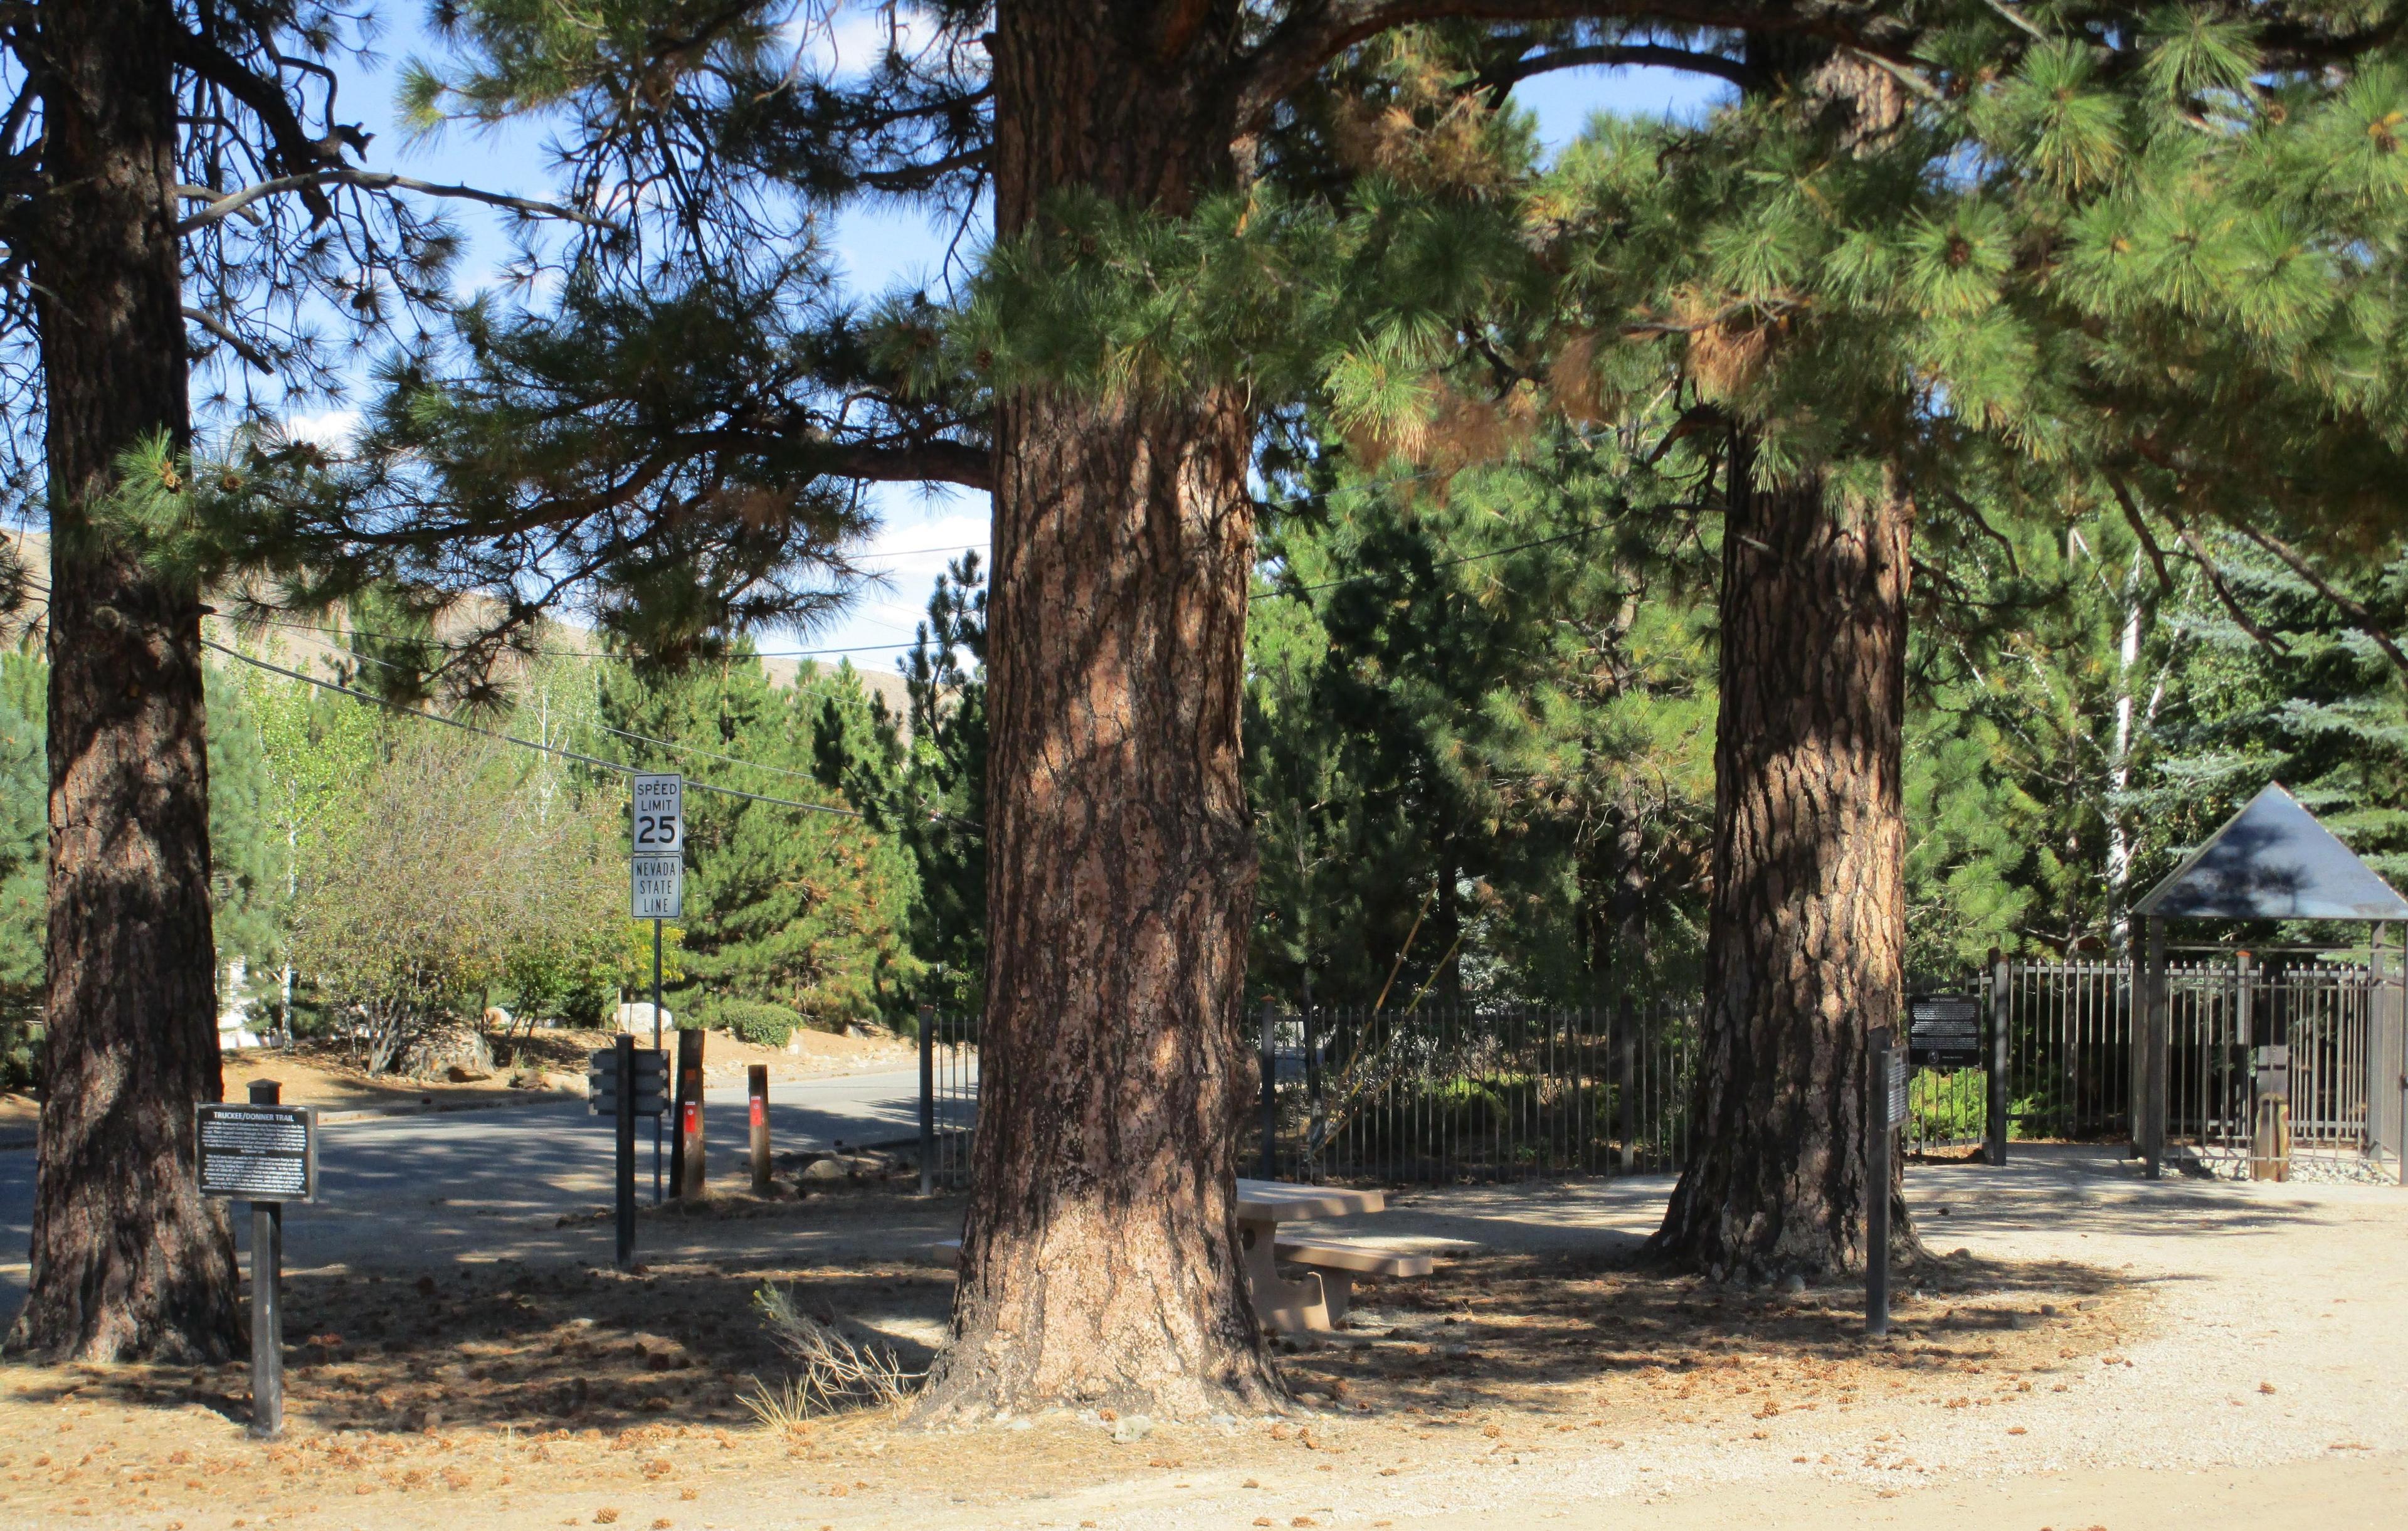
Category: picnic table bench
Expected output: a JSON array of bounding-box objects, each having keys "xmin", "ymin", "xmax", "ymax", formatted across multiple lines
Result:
[
  {"xmin": 1236, "ymin": 1178, "xmax": 1435, "ymax": 1333},
  {"xmin": 923, "ymin": 1177, "xmax": 1444, "ymax": 1336}
]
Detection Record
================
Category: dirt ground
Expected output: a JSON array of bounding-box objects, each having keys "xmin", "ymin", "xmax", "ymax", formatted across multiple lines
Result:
[
  {"xmin": 0, "ymin": 1025, "xmax": 918, "ymax": 1135},
  {"xmin": 0, "ymin": 1150, "xmax": 2401, "ymax": 1529}
]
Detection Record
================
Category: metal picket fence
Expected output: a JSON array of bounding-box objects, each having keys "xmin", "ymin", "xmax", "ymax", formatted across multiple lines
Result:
[
  {"xmin": 915, "ymin": 1008, "xmax": 980, "ymax": 1191},
  {"xmin": 1257, "ymin": 1002, "xmax": 1699, "ymax": 1185},
  {"xmin": 909, "ymin": 954, "xmax": 2404, "ymax": 1190}
]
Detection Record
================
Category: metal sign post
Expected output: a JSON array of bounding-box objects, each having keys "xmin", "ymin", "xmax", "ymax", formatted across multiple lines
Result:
[
  {"xmin": 1866, "ymin": 1027, "xmax": 1905, "ymax": 1340},
  {"xmin": 588, "ymin": 1038, "xmax": 668, "ymax": 1268},
  {"xmin": 198, "ymin": 1080, "xmax": 317, "ymax": 1439},
  {"xmin": 631, "ymin": 773, "xmax": 683, "ymax": 1205}
]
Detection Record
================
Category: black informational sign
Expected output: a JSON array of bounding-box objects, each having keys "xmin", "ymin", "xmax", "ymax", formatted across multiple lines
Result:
[
  {"xmin": 196, "ymin": 1103, "xmax": 318, "ymax": 1202},
  {"xmin": 1908, "ymin": 992, "xmax": 1983, "ymax": 1069},
  {"xmin": 588, "ymin": 1047, "xmax": 670, "ymax": 1118},
  {"xmin": 1886, "ymin": 1048, "xmax": 1911, "ymax": 1129},
  {"xmin": 2253, "ymin": 1044, "xmax": 2291, "ymax": 1097}
]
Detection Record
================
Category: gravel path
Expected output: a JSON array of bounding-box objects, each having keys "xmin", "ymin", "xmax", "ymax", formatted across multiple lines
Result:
[
  {"xmin": 3, "ymin": 1142, "xmax": 2399, "ymax": 1529},
  {"xmin": 1196, "ymin": 1143, "xmax": 2408, "ymax": 1526},
  {"xmin": 879, "ymin": 1143, "xmax": 2408, "ymax": 1531}
]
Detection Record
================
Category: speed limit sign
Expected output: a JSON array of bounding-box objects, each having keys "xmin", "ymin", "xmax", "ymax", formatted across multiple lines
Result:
[
  {"xmin": 631, "ymin": 774, "xmax": 684, "ymax": 918},
  {"xmin": 631, "ymin": 773, "xmax": 683, "ymax": 853}
]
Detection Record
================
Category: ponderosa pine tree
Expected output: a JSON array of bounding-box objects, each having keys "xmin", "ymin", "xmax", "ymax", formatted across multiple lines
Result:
[
  {"xmin": 334, "ymin": 0, "xmax": 1861, "ymax": 1415},
  {"xmin": 1079, "ymin": 8, "xmax": 2408, "ymax": 1277},
  {"xmin": 286, "ymin": 0, "xmax": 2408, "ymax": 1396},
  {"xmin": 1467, "ymin": 9, "xmax": 2408, "ymax": 1276},
  {"xmin": 0, "ymin": 0, "xmax": 590, "ymax": 1361}
]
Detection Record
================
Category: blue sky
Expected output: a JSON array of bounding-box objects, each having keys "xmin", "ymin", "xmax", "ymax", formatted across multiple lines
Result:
[{"xmin": 311, "ymin": 6, "xmax": 1730, "ymax": 666}]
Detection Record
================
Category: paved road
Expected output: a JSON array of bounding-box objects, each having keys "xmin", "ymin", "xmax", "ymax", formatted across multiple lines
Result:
[{"xmin": 0, "ymin": 1067, "xmax": 973, "ymax": 1295}]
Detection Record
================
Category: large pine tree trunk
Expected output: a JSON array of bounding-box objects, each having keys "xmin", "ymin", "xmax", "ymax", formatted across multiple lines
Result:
[
  {"xmin": 5, "ymin": 0, "xmax": 241, "ymax": 1362},
  {"xmin": 1647, "ymin": 434, "xmax": 1914, "ymax": 1280},
  {"xmin": 917, "ymin": 0, "xmax": 1279, "ymax": 1418}
]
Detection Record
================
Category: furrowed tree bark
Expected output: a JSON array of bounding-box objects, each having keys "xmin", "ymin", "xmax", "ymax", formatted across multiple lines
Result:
[
  {"xmin": 1644, "ymin": 41, "xmax": 1918, "ymax": 1282},
  {"xmin": 4, "ymin": 0, "xmax": 241, "ymax": 1362},
  {"xmin": 1646, "ymin": 432, "xmax": 1914, "ymax": 1280},
  {"xmin": 917, "ymin": 0, "xmax": 1282, "ymax": 1417}
]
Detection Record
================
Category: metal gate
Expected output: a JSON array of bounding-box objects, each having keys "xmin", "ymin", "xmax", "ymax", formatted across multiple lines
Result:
[{"xmin": 1990, "ymin": 953, "xmax": 2400, "ymax": 1170}]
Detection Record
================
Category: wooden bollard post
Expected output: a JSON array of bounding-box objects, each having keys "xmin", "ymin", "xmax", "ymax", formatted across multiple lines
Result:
[
  {"xmin": 676, "ymin": 1028, "xmax": 706, "ymax": 1199},
  {"xmin": 748, "ymin": 1064, "xmax": 771, "ymax": 1195}
]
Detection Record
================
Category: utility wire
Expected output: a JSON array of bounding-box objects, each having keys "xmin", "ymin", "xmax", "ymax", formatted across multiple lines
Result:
[
  {"xmin": 591, "ymin": 721, "xmax": 825, "ymax": 785},
  {"xmin": 238, "ymin": 612, "xmax": 932, "ymax": 661},
  {"xmin": 214, "ymin": 511, "xmax": 1606, "ymax": 664},
  {"xmin": 202, "ymin": 638, "xmax": 867, "ymax": 820}
]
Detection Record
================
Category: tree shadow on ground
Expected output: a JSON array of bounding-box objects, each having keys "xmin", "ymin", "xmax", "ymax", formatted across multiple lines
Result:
[
  {"xmin": 6, "ymin": 1245, "xmax": 956, "ymax": 1436},
  {"xmin": 1274, "ymin": 1245, "xmax": 2145, "ymax": 1421}
]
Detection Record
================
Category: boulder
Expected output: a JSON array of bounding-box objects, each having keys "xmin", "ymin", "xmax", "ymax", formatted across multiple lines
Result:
[
  {"xmin": 616, "ymin": 1000, "xmax": 670, "ymax": 1034},
  {"xmin": 400, "ymin": 1024, "xmax": 494, "ymax": 1081}
]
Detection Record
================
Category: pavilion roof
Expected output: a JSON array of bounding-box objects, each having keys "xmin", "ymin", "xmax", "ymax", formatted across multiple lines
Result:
[{"xmin": 2135, "ymin": 783, "xmax": 2408, "ymax": 922}]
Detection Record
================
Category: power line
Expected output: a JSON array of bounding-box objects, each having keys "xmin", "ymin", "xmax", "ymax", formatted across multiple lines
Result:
[
  {"xmin": 202, "ymin": 638, "xmax": 867, "ymax": 820},
  {"xmin": 239, "ymin": 612, "xmax": 931, "ymax": 662},
  {"xmin": 592, "ymin": 721, "xmax": 823, "ymax": 785}
]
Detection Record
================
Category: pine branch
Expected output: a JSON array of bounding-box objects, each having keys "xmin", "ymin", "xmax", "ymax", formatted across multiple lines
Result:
[
  {"xmin": 2172, "ymin": 519, "xmax": 2288, "ymax": 657},
  {"xmin": 855, "ymin": 149, "xmax": 991, "ymax": 196},
  {"xmin": 172, "ymin": 28, "xmax": 342, "ymax": 220},
  {"xmin": 176, "ymin": 169, "xmax": 611, "ymax": 235},
  {"xmin": 1474, "ymin": 42, "xmax": 1751, "ymax": 100},
  {"xmin": 2221, "ymin": 518, "xmax": 2408, "ymax": 684},
  {"xmin": 1976, "ymin": 0, "xmax": 2049, "ymax": 44},
  {"xmin": 2105, "ymin": 476, "xmax": 2174, "ymax": 596},
  {"xmin": 828, "ymin": 440, "xmax": 990, "ymax": 491},
  {"xmin": 182, "ymin": 307, "xmax": 273, "ymax": 373},
  {"xmin": 1234, "ymin": 3, "xmax": 1797, "ymax": 134}
]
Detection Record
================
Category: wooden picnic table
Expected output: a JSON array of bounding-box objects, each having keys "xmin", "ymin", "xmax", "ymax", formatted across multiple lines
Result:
[{"xmin": 1235, "ymin": 1178, "xmax": 1386, "ymax": 1333}]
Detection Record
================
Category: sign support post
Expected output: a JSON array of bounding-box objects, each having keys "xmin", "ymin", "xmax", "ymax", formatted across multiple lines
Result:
[
  {"xmin": 197, "ymin": 1080, "xmax": 317, "ymax": 1441},
  {"xmin": 917, "ymin": 1005, "xmax": 936, "ymax": 1197},
  {"xmin": 1259, "ymin": 1002, "xmax": 1277, "ymax": 1179},
  {"xmin": 652, "ymin": 916, "xmax": 664, "ymax": 1204},
  {"xmin": 1987, "ymin": 948, "xmax": 2010, "ymax": 1167},
  {"xmin": 631, "ymin": 773, "xmax": 684, "ymax": 1207},
  {"xmin": 1866, "ymin": 1026, "xmax": 1904, "ymax": 1340},
  {"xmin": 615, "ymin": 1033, "xmax": 636, "ymax": 1269},
  {"xmin": 247, "ymin": 1079, "xmax": 284, "ymax": 1439}
]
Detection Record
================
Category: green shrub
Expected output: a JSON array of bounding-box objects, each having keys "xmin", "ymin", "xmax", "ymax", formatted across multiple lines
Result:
[{"xmin": 698, "ymin": 997, "xmax": 805, "ymax": 1048}]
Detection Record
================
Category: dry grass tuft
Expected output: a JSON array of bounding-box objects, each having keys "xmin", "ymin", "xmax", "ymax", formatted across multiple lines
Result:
[{"xmin": 741, "ymin": 1284, "xmax": 921, "ymax": 1424}]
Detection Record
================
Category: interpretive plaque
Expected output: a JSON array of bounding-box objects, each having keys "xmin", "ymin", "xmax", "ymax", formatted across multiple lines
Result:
[
  {"xmin": 1908, "ymin": 992, "xmax": 1983, "ymax": 1069},
  {"xmin": 196, "ymin": 1102, "xmax": 318, "ymax": 1202}
]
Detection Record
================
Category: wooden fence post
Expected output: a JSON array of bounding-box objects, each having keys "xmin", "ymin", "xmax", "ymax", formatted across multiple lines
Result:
[
  {"xmin": 675, "ymin": 1028, "xmax": 705, "ymax": 1199},
  {"xmin": 748, "ymin": 1064, "xmax": 771, "ymax": 1195}
]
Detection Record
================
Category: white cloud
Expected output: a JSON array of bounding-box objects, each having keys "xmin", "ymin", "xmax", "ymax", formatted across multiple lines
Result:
[{"xmin": 282, "ymin": 409, "xmax": 362, "ymax": 450}]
